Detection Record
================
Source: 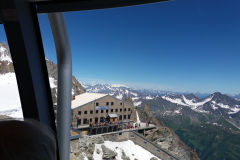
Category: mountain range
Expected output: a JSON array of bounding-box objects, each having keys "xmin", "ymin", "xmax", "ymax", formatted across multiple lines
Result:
[{"xmin": 84, "ymin": 83, "xmax": 240, "ymax": 160}]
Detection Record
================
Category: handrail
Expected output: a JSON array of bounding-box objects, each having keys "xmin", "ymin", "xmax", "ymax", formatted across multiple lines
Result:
[{"xmin": 48, "ymin": 13, "xmax": 72, "ymax": 160}]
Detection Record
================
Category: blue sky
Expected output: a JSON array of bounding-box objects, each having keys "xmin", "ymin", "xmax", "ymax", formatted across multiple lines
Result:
[{"xmin": 1, "ymin": 0, "xmax": 240, "ymax": 94}]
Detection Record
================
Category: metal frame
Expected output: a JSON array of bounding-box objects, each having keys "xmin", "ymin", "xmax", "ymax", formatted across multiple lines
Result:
[
  {"xmin": 1, "ymin": 0, "xmax": 56, "ymax": 130},
  {"xmin": 35, "ymin": 0, "xmax": 169, "ymax": 13},
  {"xmin": 48, "ymin": 13, "xmax": 72, "ymax": 160}
]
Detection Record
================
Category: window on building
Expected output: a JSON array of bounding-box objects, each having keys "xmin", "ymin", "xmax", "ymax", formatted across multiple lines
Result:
[
  {"xmin": 90, "ymin": 110, "xmax": 93, "ymax": 114},
  {"xmin": 115, "ymin": 109, "xmax": 118, "ymax": 112},
  {"xmin": 111, "ymin": 102, "xmax": 114, "ymax": 105},
  {"xmin": 120, "ymin": 102, "xmax": 122, "ymax": 105},
  {"xmin": 128, "ymin": 108, "xmax": 131, "ymax": 111},
  {"xmin": 96, "ymin": 110, "xmax": 99, "ymax": 114},
  {"xmin": 111, "ymin": 109, "xmax": 113, "ymax": 112},
  {"xmin": 96, "ymin": 102, "xmax": 99, "ymax": 106},
  {"xmin": 83, "ymin": 118, "xmax": 88, "ymax": 124},
  {"xmin": 100, "ymin": 117, "xmax": 105, "ymax": 123},
  {"xmin": 78, "ymin": 111, "xmax": 81, "ymax": 115},
  {"xmin": 124, "ymin": 108, "xmax": 126, "ymax": 111},
  {"xmin": 106, "ymin": 110, "xmax": 109, "ymax": 113},
  {"xmin": 120, "ymin": 108, "xmax": 122, "ymax": 112},
  {"xmin": 95, "ymin": 117, "xmax": 98, "ymax": 123},
  {"xmin": 106, "ymin": 102, "xmax": 109, "ymax": 106},
  {"xmin": 124, "ymin": 115, "xmax": 126, "ymax": 119},
  {"xmin": 119, "ymin": 115, "xmax": 122, "ymax": 120},
  {"xmin": 101, "ymin": 110, "xmax": 104, "ymax": 113},
  {"xmin": 84, "ymin": 111, "xmax": 87, "ymax": 114},
  {"xmin": 90, "ymin": 118, "xmax": 92, "ymax": 122},
  {"xmin": 128, "ymin": 114, "xmax": 131, "ymax": 119},
  {"xmin": 77, "ymin": 119, "xmax": 81, "ymax": 125}
]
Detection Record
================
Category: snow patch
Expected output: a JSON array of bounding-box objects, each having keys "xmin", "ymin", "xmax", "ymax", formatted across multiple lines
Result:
[
  {"xmin": 0, "ymin": 46, "xmax": 12, "ymax": 62},
  {"xmin": 116, "ymin": 93, "xmax": 123, "ymax": 100},
  {"xmin": 228, "ymin": 107, "xmax": 240, "ymax": 114},
  {"xmin": 217, "ymin": 103, "xmax": 230, "ymax": 109},
  {"xmin": 162, "ymin": 96, "xmax": 187, "ymax": 106},
  {"xmin": 136, "ymin": 111, "xmax": 141, "ymax": 124},
  {"xmin": 94, "ymin": 140, "xmax": 160, "ymax": 160},
  {"xmin": 130, "ymin": 92, "xmax": 138, "ymax": 97},
  {"xmin": 182, "ymin": 95, "xmax": 212, "ymax": 109},
  {"xmin": 111, "ymin": 84, "xmax": 128, "ymax": 88},
  {"xmin": 146, "ymin": 95, "xmax": 153, "ymax": 100},
  {"xmin": 0, "ymin": 73, "xmax": 23, "ymax": 118},
  {"xmin": 134, "ymin": 101, "xmax": 142, "ymax": 107},
  {"xmin": 49, "ymin": 77, "xmax": 57, "ymax": 88}
]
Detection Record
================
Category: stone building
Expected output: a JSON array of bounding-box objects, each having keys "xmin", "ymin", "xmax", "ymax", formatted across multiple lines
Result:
[{"xmin": 71, "ymin": 93, "xmax": 135, "ymax": 128}]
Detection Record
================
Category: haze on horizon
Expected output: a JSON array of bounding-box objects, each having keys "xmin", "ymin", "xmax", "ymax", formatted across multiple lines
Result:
[{"xmin": 0, "ymin": 0, "xmax": 240, "ymax": 95}]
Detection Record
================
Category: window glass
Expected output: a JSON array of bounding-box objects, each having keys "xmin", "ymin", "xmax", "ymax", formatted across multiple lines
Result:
[{"xmin": 0, "ymin": 24, "xmax": 23, "ymax": 120}]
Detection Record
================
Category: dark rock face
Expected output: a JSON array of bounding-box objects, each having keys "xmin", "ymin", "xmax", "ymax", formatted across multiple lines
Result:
[
  {"xmin": 0, "ymin": 42, "xmax": 14, "ymax": 74},
  {"xmin": 0, "ymin": 61, "xmax": 14, "ymax": 74},
  {"xmin": 137, "ymin": 105, "xmax": 200, "ymax": 160},
  {"xmin": 101, "ymin": 145, "xmax": 117, "ymax": 160},
  {"xmin": 45, "ymin": 59, "xmax": 86, "ymax": 103}
]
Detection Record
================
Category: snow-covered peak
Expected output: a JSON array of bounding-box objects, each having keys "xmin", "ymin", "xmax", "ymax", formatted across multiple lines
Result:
[
  {"xmin": 111, "ymin": 84, "xmax": 128, "ymax": 88},
  {"xmin": 0, "ymin": 43, "xmax": 12, "ymax": 62}
]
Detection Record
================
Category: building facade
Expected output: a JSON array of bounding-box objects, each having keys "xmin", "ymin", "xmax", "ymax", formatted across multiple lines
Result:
[{"xmin": 71, "ymin": 93, "xmax": 135, "ymax": 128}]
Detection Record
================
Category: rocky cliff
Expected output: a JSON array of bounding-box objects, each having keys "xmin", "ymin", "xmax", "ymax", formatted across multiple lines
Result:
[
  {"xmin": 137, "ymin": 104, "xmax": 200, "ymax": 160},
  {"xmin": 45, "ymin": 59, "xmax": 86, "ymax": 104}
]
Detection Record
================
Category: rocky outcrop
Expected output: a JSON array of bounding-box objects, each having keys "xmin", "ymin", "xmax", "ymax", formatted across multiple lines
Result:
[
  {"xmin": 137, "ymin": 104, "xmax": 165, "ymax": 127},
  {"xmin": 46, "ymin": 59, "xmax": 86, "ymax": 103},
  {"xmin": 137, "ymin": 104, "xmax": 200, "ymax": 160},
  {"xmin": 121, "ymin": 151, "xmax": 130, "ymax": 160},
  {"xmin": 71, "ymin": 135, "xmax": 105, "ymax": 160},
  {"xmin": 0, "ymin": 42, "xmax": 14, "ymax": 74},
  {"xmin": 101, "ymin": 145, "xmax": 117, "ymax": 160},
  {"xmin": 0, "ymin": 41, "xmax": 86, "ymax": 105}
]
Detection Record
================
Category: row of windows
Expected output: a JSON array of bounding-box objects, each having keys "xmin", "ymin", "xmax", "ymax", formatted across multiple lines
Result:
[
  {"xmin": 77, "ymin": 115, "xmax": 131, "ymax": 125},
  {"xmin": 78, "ymin": 108, "xmax": 131, "ymax": 115},
  {"xmin": 95, "ymin": 102, "xmax": 122, "ymax": 106}
]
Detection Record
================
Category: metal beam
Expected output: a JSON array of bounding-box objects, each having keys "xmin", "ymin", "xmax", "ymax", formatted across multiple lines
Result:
[
  {"xmin": 48, "ymin": 13, "xmax": 72, "ymax": 160},
  {"xmin": 35, "ymin": 0, "xmax": 169, "ymax": 13},
  {"xmin": 2, "ymin": 0, "xmax": 56, "ymax": 132}
]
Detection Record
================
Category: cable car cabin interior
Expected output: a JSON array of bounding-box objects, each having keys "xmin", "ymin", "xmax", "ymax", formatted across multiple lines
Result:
[{"xmin": 0, "ymin": 0, "xmax": 168, "ymax": 159}]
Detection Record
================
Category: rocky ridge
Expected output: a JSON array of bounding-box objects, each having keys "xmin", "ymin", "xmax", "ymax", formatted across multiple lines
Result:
[
  {"xmin": 137, "ymin": 104, "xmax": 200, "ymax": 160},
  {"xmin": 0, "ymin": 41, "xmax": 86, "ymax": 105}
]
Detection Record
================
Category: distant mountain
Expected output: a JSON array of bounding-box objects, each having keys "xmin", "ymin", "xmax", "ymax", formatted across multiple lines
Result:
[
  {"xmin": 85, "ymin": 83, "xmax": 144, "ymax": 106},
  {"xmin": 141, "ymin": 93, "xmax": 240, "ymax": 160},
  {"xmin": 83, "ymin": 83, "xmax": 240, "ymax": 159},
  {"xmin": 0, "ymin": 41, "xmax": 85, "ymax": 118},
  {"xmin": 84, "ymin": 83, "xmax": 178, "ymax": 106},
  {"xmin": 85, "ymin": 84, "xmax": 240, "ymax": 125},
  {"xmin": 161, "ymin": 92, "xmax": 240, "ymax": 127}
]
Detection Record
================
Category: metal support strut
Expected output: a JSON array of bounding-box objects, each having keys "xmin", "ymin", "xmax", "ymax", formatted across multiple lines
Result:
[{"xmin": 48, "ymin": 13, "xmax": 72, "ymax": 160}]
